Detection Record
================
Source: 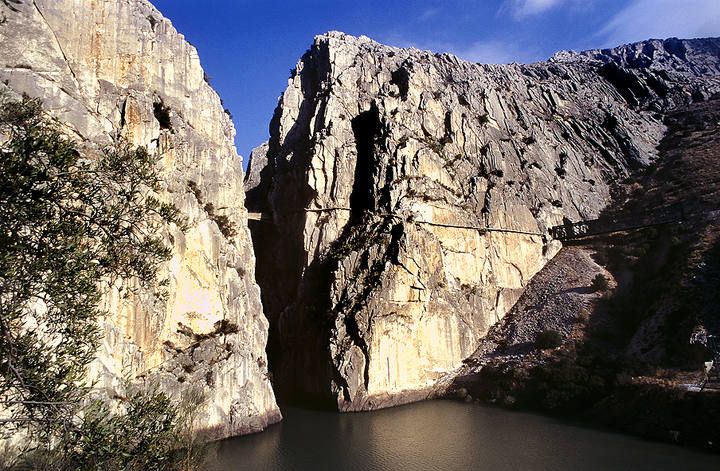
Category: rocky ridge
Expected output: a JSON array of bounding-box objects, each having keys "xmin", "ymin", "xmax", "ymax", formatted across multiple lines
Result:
[
  {"xmin": 0, "ymin": 0, "xmax": 280, "ymax": 438},
  {"xmin": 246, "ymin": 32, "xmax": 720, "ymax": 411}
]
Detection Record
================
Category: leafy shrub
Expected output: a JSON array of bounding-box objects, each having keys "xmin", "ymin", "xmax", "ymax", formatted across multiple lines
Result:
[
  {"xmin": 591, "ymin": 273, "xmax": 610, "ymax": 292},
  {"xmin": 203, "ymin": 202, "xmax": 237, "ymax": 238},
  {"xmin": 15, "ymin": 387, "xmax": 210, "ymax": 471},
  {"xmin": 535, "ymin": 329, "xmax": 563, "ymax": 350},
  {"xmin": 530, "ymin": 357, "xmax": 609, "ymax": 411}
]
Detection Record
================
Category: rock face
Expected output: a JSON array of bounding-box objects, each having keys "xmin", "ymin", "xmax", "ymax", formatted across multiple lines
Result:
[
  {"xmin": 244, "ymin": 141, "xmax": 269, "ymax": 194},
  {"xmin": 246, "ymin": 32, "xmax": 720, "ymax": 411},
  {"xmin": 0, "ymin": 0, "xmax": 280, "ymax": 438}
]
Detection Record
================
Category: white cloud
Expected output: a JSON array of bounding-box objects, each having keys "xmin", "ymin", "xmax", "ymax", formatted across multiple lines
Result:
[
  {"xmin": 451, "ymin": 40, "xmax": 541, "ymax": 64},
  {"xmin": 502, "ymin": 0, "xmax": 594, "ymax": 19},
  {"xmin": 381, "ymin": 36, "xmax": 541, "ymax": 65},
  {"xmin": 419, "ymin": 7, "xmax": 441, "ymax": 21},
  {"xmin": 598, "ymin": 0, "xmax": 720, "ymax": 46},
  {"xmin": 504, "ymin": 0, "xmax": 565, "ymax": 18}
]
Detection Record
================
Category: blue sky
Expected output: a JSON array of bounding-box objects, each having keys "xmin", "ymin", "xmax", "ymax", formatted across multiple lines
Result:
[{"xmin": 151, "ymin": 0, "xmax": 720, "ymax": 165}]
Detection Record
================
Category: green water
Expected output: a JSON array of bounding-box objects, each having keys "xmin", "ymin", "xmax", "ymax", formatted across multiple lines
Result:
[{"xmin": 213, "ymin": 400, "xmax": 719, "ymax": 470}]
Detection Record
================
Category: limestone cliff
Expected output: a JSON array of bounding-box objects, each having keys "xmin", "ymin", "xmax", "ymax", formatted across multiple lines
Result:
[
  {"xmin": 0, "ymin": 0, "xmax": 280, "ymax": 438},
  {"xmin": 246, "ymin": 33, "xmax": 720, "ymax": 410}
]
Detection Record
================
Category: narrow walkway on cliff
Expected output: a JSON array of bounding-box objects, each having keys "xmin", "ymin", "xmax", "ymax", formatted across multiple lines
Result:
[
  {"xmin": 548, "ymin": 206, "xmax": 720, "ymax": 241},
  {"xmin": 247, "ymin": 208, "xmax": 545, "ymax": 237},
  {"xmin": 248, "ymin": 205, "xmax": 720, "ymax": 242}
]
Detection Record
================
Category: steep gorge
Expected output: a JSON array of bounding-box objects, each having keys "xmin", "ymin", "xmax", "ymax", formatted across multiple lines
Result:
[
  {"xmin": 3, "ymin": 0, "xmax": 720, "ymax": 443},
  {"xmin": 246, "ymin": 33, "xmax": 720, "ymax": 411}
]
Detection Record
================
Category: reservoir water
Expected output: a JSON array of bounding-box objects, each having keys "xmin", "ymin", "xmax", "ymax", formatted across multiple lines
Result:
[{"xmin": 213, "ymin": 400, "xmax": 719, "ymax": 470}]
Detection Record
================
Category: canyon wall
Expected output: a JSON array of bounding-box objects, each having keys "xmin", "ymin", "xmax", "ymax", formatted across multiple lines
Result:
[
  {"xmin": 0, "ymin": 0, "xmax": 280, "ymax": 438},
  {"xmin": 247, "ymin": 33, "xmax": 720, "ymax": 410}
]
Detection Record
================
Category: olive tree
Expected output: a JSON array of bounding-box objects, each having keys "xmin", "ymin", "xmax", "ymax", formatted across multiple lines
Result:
[{"xmin": 0, "ymin": 96, "xmax": 190, "ymax": 465}]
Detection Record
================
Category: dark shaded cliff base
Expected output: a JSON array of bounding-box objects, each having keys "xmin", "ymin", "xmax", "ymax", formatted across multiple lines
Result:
[{"xmin": 447, "ymin": 97, "xmax": 720, "ymax": 452}]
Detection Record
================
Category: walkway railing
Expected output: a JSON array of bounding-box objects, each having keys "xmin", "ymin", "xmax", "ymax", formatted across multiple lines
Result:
[
  {"xmin": 549, "ymin": 204, "xmax": 690, "ymax": 241},
  {"xmin": 247, "ymin": 207, "xmax": 544, "ymax": 237}
]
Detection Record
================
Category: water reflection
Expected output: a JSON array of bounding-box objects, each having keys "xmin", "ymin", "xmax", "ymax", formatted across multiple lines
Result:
[{"xmin": 213, "ymin": 401, "xmax": 719, "ymax": 471}]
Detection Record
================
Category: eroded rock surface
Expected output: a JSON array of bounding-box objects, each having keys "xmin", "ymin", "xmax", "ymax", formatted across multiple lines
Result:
[
  {"xmin": 246, "ymin": 32, "xmax": 720, "ymax": 411},
  {"xmin": 0, "ymin": 0, "xmax": 280, "ymax": 438},
  {"xmin": 244, "ymin": 141, "xmax": 269, "ymax": 194}
]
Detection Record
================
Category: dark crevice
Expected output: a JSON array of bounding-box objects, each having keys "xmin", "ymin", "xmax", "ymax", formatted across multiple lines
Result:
[
  {"xmin": 350, "ymin": 105, "xmax": 381, "ymax": 223},
  {"xmin": 391, "ymin": 65, "xmax": 410, "ymax": 100},
  {"xmin": 146, "ymin": 14, "xmax": 157, "ymax": 31},
  {"xmin": 251, "ymin": 211, "xmax": 338, "ymax": 410},
  {"xmin": 246, "ymin": 40, "xmax": 341, "ymax": 412},
  {"xmin": 153, "ymin": 99, "xmax": 172, "ymax": 131},
  {"xmin": 663, "ymin": 37, "xmax": 687, "ymax": 61},
  {"xmin": 599, "ymin": 63, "xmax": 650, "ymax": 107},
  {"xmin": 2, "ymin": 0, "xmax": 22, "ymax": 13},
  {"xmin": 555, "ymin": 150, "xmax": 568, "ymax": 178},
  {"xmin": 645, "ymin": 72, "xmax": 670, "ymax": 97},
  {"xmin": 441, "ymin": 111, "xmax": 453, "ymax": 145},
  {"xmin": 481, "ymin": 181, "xmax": 495, "ymax": 216},
  {"xmin": 344, "ymin": 306, "xmax": 371, "ymax": 391},
  {"xmin": 119, "ymin": 98, "xmax": 127, "ymax": 130}
]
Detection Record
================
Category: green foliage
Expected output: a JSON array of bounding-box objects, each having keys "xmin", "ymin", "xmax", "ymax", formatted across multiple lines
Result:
[
  {"xmin": 535, "ymin": 329, "xmax": 563, "ymax": 350},
  {"xmin": 591, "ymin": 273, "xmax": 610, "ymax": 292},
  {"xmin": 14, "ymin": 387, "xmax": 210, "ymax": 471},
  {"xmin": 60, "ymin": 391, "xmax": 179, "ymax": 470},
  {"xmin": 0, "ymin": 97, "xmax": 185, "ymax": 455},
  {"xmin": 529, "ymin": 357, "xmax": 609, "ymax": 411},
  {"xmin": 203, "ymin": 202, "xmax": 237, "ymax": 238},
  {"xmin": 477, "ymin": 354, "xmax": 617, "ymax": 414},
  {"xmin": 597, "ymin": 228, "xmax": 693, "ymax": 351}
]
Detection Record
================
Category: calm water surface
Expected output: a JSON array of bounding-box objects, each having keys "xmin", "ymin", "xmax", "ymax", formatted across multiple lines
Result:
[{"xmin": 213, "ymin": 400, "xmax": 720, "ymax": 471}]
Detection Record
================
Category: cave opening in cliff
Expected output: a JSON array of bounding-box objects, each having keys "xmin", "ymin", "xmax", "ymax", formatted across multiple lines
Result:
[
  {"xmin": 391, "ymin": 66, "xmax": 410, "ymax": 100},
  {"xmin": 153, "ymin": 100, "xmax": 172, "ymax": 130},
  {"xmin": 350, "ymin": 106, "xmax": 380, "ymax": 223}
]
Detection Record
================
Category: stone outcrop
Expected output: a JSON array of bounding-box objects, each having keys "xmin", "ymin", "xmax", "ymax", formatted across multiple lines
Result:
[
  {"xmin": 246, "ymin": 32, "xmax": 720, "ymax": 411},
  {"xmin": 244, "ymin": 141, "xmax": 269, "ymax": 194},
  {"xmin": 0, "ymin": 0, "xmax": 280, "ymax": 438}
]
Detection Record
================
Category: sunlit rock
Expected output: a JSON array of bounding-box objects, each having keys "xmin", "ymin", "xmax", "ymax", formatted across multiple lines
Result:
[
  {"xmin": 246, "ymin": 32, "xmax": 720, "ymax": 411},
  {"xmin": 0, "ymin": 0, "xmax": 280, "ymax": 438}
]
